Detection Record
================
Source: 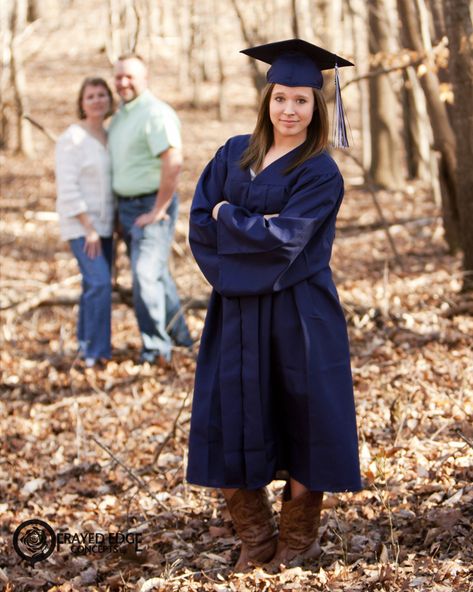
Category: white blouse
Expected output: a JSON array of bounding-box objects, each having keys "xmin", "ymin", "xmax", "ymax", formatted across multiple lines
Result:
[{"xmin": 55, "ymin": 124, "xmax": 115, "ymax": 241}]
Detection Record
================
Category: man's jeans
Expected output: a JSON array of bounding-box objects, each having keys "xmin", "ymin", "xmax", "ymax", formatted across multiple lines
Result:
[
  {"xmin": 118, "ymin": 194, "xmax": 192, "ymax": 361},
  {"xmin": 69, "ymin": 236, "xmax": 113, "ymax": 360}
]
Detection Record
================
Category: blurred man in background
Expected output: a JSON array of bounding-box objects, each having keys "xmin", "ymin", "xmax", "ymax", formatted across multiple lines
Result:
[{"xmin": 109, "ymin": 54, "xmax": 192, "ymax": 364}]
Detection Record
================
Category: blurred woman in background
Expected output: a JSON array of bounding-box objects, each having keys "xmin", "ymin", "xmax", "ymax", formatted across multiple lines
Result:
[{"xmin": 55, "ymin": 77, "xmax": 115, "ymax": 368}]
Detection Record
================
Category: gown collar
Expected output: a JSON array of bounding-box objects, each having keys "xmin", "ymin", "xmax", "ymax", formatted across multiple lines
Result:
[{"xmin": 250, "ymin": 142, "xmax": 303, "ymax": 181}]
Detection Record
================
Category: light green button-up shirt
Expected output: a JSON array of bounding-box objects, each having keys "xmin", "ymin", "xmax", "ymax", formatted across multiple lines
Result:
[{"xmin": 108, "ymin": 89, "xmax": 182, "ymax": 197}]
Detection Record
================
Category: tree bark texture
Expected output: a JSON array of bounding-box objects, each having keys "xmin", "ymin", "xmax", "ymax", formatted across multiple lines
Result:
[
  {"xmin": 177, "ymin": 0, "xmax": 191, "ymax": 89},
  {"xmin": 397, "ymin": 2, "xmax": 433, "ymax": 185},
  {"xmin": 428, "ymin": 0, "xmax": 446, "ymax": 42},
  {"xmin": 0, "ymin": 0, "xmax": 13, "ymax": 149},
  {"xmin": 10, "ymin": 0, "xmax": 35, "ymax": 157},
  {"xmin": 106, "ymin": 0, "xmax": 140, "ymax": 63},
  {"xmin": 444, "ymin": 0, "xmax": 473, "ymax": 289},
  {"xmin": 27, "ymin": 0, "xmax": 41, "ymax": 21},
  {"xmin": 397, "ymin": 0, "xmax": 459, "ymax": 252},
  {"xmin": 368, "ymin": 0, "xmax": 404, "ymax": 189},
  {"xmin": 188, "ymin": 0, "xmax": 204, "ymax": 107},
  {"xmin": 347, "ymin": 0, "xmax": 371, "ymax": 171},
  {"xmin": 229, "ymin": 0, "xmax": 268, "ymax": 92},
  {"xmin": 291, "ymin": 0, "xmax": 300, "ymax": 37},
  {"xmin": 213, "ymin": 0, "xmax": 228, "ymax": 121}
]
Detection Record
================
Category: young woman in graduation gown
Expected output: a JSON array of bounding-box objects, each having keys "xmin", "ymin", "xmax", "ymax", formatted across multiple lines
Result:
[{"xmin": 187, "ymin": 39, "xmax": 362, "ymax": 570}]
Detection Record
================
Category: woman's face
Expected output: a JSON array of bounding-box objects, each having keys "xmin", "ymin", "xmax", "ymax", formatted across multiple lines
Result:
[
  {"xmin": 81, "ymin": 84, "xmax": 111, "ymax": 120},
  {"xmin": 269, "ymin": 84, "xmax": 315, "ymax": 143}
]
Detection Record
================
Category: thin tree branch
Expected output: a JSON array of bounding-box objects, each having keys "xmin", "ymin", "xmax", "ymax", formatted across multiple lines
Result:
[
  {"xmin": 342, "ymin": 38, "xmax": 448, "ymax": 90},
  {"xmin": 1, "ymin": 274, "xmax": 82, "ymax": 313},
  {"xmin": 455, "ymin": 429, "xmax": 473, "ymax": 450},
  {"xmin": 22, "ymin": 114, "xmax": 57, "ymax": 142},
  {"xmin": 90, "ymin": 434, "xmax": 170, "ymax": 511},
  {"xmin": 149, "ymin": 390, "xmax": 191, "ymax": 469},
  {"xmin": 343, "ymin": 152, "xmax": 404, "ymax": 268},
  {"xmin": 342, "ymin": 57, "xmax": 424, "ymax": 89}
]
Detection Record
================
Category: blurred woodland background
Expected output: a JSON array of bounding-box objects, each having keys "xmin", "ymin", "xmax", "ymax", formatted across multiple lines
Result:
[{"xmin": 0, "ymin": 0, "xmax": 472, "ymax": 591}]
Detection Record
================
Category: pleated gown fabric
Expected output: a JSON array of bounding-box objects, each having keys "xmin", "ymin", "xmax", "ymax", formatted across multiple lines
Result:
[{"xmin": 187, "ymin": 135, "xmax": 361, "ymax": 492}]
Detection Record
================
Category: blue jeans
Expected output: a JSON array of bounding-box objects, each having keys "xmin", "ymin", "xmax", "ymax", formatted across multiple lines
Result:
[
  {"xmin": 69, "ymin": 236, "xmax": 113, "ymax": 359},
  {"xmin": 118, "ymin": 194, "xmax": 191, "ymax": 361}
]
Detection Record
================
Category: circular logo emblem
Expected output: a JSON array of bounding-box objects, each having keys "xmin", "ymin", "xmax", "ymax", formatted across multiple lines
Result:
[{"xmin": 13, "ymin": 519, "xmax": 56, "ymax": 564}]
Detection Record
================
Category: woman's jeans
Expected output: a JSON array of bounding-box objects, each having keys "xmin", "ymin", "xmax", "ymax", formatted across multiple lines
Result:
[
  {"xmin": 69, "ymin": 236, "xmax": 113, "ymax": 360},
  {"xmin": 118, "ymin": 194, "xmax": 191, "ymax": 361}
]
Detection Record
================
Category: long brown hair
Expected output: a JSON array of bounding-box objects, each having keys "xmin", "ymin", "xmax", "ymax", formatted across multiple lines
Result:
[{"xmin": 240, "ymin": 83, "xmax": 329, "ymax": 174}]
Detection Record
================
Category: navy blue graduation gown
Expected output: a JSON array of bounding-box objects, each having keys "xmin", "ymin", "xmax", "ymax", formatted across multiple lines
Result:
[{"xmin": 187, "ymin": 134, "xmax": 361, "ymax": 492}]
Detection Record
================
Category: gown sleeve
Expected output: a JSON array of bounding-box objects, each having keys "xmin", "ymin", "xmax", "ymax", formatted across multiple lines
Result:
[
  {"xmin": 189, "ymin": 148, "xmax": 344, "ymax": 297},
  {"xmin": 188, "ymin": 145, "xmax": 228, "ymax": 288}
]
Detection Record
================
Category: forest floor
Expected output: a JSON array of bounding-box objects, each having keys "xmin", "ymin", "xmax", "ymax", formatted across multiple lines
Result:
[{"xmin": 1, "ymin": 6, "xmax": 473, "ymax": 592}]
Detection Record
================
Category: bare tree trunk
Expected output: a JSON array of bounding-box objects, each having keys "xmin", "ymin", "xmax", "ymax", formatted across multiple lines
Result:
[
  {"xmin": 177, "ymin": 0, "xmax": 191, "ymax": 90},
  {"xmin": 198, "ymin": 5, "xmax": 211, "ymax": 83},
  {"xmin": 10, "ymin": 0, "xmax": 35, "ymax": 157},
  {"xmin": 229, "ymin": 0, "xmax": 266, "ymax": 92},
  {"xmin": 161, "ymin": 0, "xmax": 173, "ymax": 36},
  {"xmin": 398, "ymin": 2, "xmax": 432, "ymax": 184},
  {"xmin": 213, "ymin": 0, "xmax": 228, "ymax": 121},
  {"xmin": 368, "ymin": 0, "xmax": 404, "ymax": 189},
  {"xmin": 406, "ymin": 66, "xmax": 441, "ymax": 203},
  {"xmin": 106, "ymin": 0, "xmax": 140, "ymax": 63},
  {"xmin": 27, "ymin": 0, "xmax": 41, "ymax": 21},
  {"xmin": 143, "ymin": 0, "xmax": 156, "ymax": 64},
  {"xmin": 294, "ymin": 0, "xmax": 316, "ymax": 40},
  {"xmin": 426, "ymin": 0, "xmax": 450, "ymax": 98},
  {"xmin": 127, "ymin": 0, "xmax": 140, "ymax": 53},
  {"xmin": 107, "ymin": 0, "xmax": 122, "ymax": 62},
  {"xmin": 346, "ymin": 0, "xmax": 371, "ymax": 171},
  {"xmin": 316, "ymin": 0, "xmax": 332, "ymax": 46},
  {"xmin": 291, "ymin": 0, "xmax": 300, "ymax": 37},
  {"xmin": 428, "ymin": 0, "xmax": 445, "ymax": 41},
  {"xmin": 326, "ymin": 0, "xmax": 343, "ymax": 44},
  {"xmin": 397, "ymin": 0, "xmax": 459, "ymax": 251},
  {"xmin": 188, "ymin": 0, "xmax": 203, "ymax": 108},
  {"xmin": 316, "ymin": 0, "xmax": 328, "ymax": 39},
  {"xmin": 444, "ymin": 0, "xmax": 473, "ymax": 290},
  {"xmin": 0, "ymin": 0, "xmax": 13, "ymax": 149}
]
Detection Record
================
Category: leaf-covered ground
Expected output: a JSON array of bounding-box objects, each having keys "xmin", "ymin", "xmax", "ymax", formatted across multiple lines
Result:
[{"xmin": 1, "ymin": 6, "xmax": 472, "ymax": 591}]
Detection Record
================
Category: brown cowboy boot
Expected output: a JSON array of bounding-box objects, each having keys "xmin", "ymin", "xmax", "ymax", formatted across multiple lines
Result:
[
  {"xmin": 274, "ymin": 481, "xmax": 323, "ymax": 564},
  {"xmin": 225, "ymin": 488, "xmax": 278, "ymax": 571}
]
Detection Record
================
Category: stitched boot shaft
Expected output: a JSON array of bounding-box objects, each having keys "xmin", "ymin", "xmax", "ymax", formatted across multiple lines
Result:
[
  {"xmin": 226, "ymin": 488, "xmax": 278, "ymax": 564},
  {"xmin": 279, "ymin": 484, "xmax": 323, "ymax": 554}
]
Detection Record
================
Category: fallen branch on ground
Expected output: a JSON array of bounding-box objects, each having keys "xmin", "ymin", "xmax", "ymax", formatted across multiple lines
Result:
[
  {"xmin": 344, "ymin": 153, "xmax": 404, "ymax": 268},
  {"xmin": 337, "ymin": 215, "xmax": 440, "ymax": 237},
  {"xmin": 1, "ymin": 281, "xmax": 210, "ymax": 313},
  {"xmin": 150, "ymin": 391, "xmax": 191, "ymax": 470},
  {"xmin": 2, "ymin": 274, "xmax": 82, "ymax": 314},
  {"xmin": 90, "ymin": 434, "xmax": 170, "ymax": 512},
  {"xmin": 455, "ymin": 429, "xmax": 473, "ymax": 450}
]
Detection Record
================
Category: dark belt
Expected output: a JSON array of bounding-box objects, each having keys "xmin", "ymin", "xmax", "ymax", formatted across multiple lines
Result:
[{"xmin": 115, "ymin": 191, "xmax": 158, "ymax": 201}]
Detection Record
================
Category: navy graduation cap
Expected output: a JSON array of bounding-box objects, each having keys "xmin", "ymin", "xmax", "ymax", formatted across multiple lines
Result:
[{"xmin": 240, "ymin": 38, "xmax": 354, "ymax": 148}]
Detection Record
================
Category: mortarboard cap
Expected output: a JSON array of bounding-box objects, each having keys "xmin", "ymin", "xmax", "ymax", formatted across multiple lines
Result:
[
  {"xmin": 240, "ymin": 38, "xmax": 354, "ymax": 148},
  {"xmin": 240, "ymin": 38, "xmax": 353, "ymax": 90}
]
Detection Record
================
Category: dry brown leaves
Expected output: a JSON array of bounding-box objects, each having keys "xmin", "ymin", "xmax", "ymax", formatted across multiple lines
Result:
[
  {"xmin": 2, "ymin": 165, "xmax": 472, "ymax": 591},
  {"xmin": 1, "ymin": 5, "xmax": 473, "ymax": 589}
]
